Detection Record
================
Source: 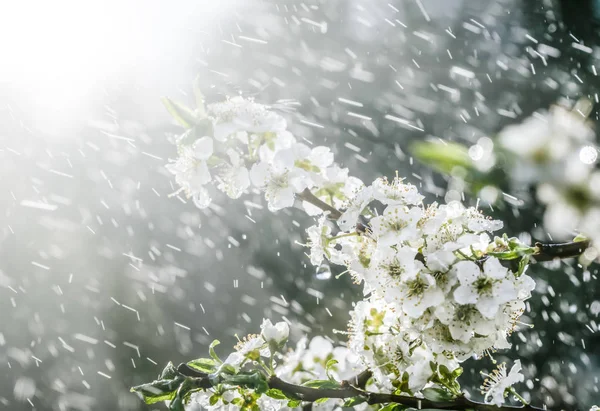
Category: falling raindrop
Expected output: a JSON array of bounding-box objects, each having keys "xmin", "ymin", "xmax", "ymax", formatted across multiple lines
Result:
[{"xmin": 315, "ymin": 262, "xmax": 332, "ymax": 280}]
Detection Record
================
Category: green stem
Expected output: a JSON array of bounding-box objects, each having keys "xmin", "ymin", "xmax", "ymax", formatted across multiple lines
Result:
[{"xmin": 328, "ymin": 232, "xmax": 359, "ymax": 242}]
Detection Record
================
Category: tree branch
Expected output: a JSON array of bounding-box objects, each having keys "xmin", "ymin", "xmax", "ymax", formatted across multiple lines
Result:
[
  {"xmin": 533, "ymin": 240, "xmax": 591, "ymax": 262},
  {"xmin": 297, "ymin": 189, "xmax": 342, "ymax": 220},
  {"xmin": 269, "ymin": 376, "xmax": 547, "ymax": 411},
  {"xmin": 344, "ymin": 369, "xmax": 372, "ymax": 389},
  {"xmin": 176, "ymin": 365, "xmax": 547, "ymax": 411}
]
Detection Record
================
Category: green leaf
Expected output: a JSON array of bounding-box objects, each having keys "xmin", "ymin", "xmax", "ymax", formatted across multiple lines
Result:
[
  {"xmin": 162, "ymin": 97, "xmax": 197, "ymax": 129},
  {"xmin": 325, "ymin": 359, "xmax": 339, "ymax": 381},
  {"xmin": 187, "ymin": 358, "xmax": 218, "ymax": 374},
  {"xmin": 287, "ymin": 399, "xmax": 302, "ymax": 408},
  {"xmin": 573, "ymin": 233, "xmax": 589, "ymax": 242},
  {"xmin": 393, "ymin": 371, "xmax": 411, "ymax": 395},
  {"xmin": 451, "ymin": 367, "xmax": 463, "ymax": 378},
  {"xmin": 422, "ymin": 387, "xmax": 454, "ymax": 402},
  {"xmin": 438, "ymin": 365, "xmax": 452, "ymax": 380},
  {"xmin": 301, "ymin": 379, "xmax": 340, "ymax": 390},
  {"xmin": 265, "ymin": 388, "xmax": 288, "ymax": 400},
  {"xmin": 131, "ymin": 377, "xmax": 183, "ymax": 405},
  {"xmin": 254, "ymin": 378, "xmax": 269, "ymax": 395},
  {"xmin": 411, "ymin": 140, "xmax": 473, "ymax": 174},
  {"xmin": 223, "ymin": 371, "xmax": 269, "ymax": 394},
  {"xmin": 488, "ymin": 241, "xmax": 536, "ymax": 260},
  {"xmin": 169, "ymin": 377, "xmax": 198, "ymax": 411},
  {"xmin": 169, "ymin": 396, "xmax": 185, "ymax": 411},
  {"xmin": 209, "ymin": 340, "xmax": 222, "ymax": 363},
  {"xmin": 159, "ymin": 361, "xmax": 179, "ymax": 380},
  {"xmin": 218, "ymin": 363, "xmax": 238, "ymax": 375},
  {"xmin": 343, "ymin": 396, "xmax": 367, "ymax": 407},
  {"xmin": 517, "ymin": 255, "xmax": 530, "ymax": 277},
  {"xmin": 315, "ymin": 398, "xmax": 330, "ymax": 404},
  {"xmin": 379, "ymin": 403, "xmax": 406, "ymax": 411},
  {"xmin": 209, "ymin": 394, "xmax": 220, "ymax": 406}
]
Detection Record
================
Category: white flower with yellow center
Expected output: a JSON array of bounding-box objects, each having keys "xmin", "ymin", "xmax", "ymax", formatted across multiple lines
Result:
[
  {"xmin": 260, "ymin": 319, "xmax": 289, "ymax": 345},
  {"xmin": 249, "ymin": 161, "xmax": 308, "ymax": 212},
  {"xmin": 372, "ymin": 176, "xmax": 424, "ymax": 206},
  {"xmin": 370, "ymin": 205, "xmax": 423, "ymax": 246},
  {"xmin": 453, "ymin": 258, "xmax": 517, "ymax": 318},
  {"xmin": 480, "ymin": 360, "xmax": 524, "ymax": 406}
]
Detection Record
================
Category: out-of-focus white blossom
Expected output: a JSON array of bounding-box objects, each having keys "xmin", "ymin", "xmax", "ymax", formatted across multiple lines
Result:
[
  {"xmin": 496, "ymin": 100, "xmax": 599, "ymax": 254},
  {"xmin": 275, "ymin": 336, "xmax": 364, "ymax": 411}
]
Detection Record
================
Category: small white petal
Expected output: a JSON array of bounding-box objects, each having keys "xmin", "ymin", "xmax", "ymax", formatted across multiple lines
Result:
[
  {"xmin": 192, "ymin": 136, "xmax": 214, "ymax": 160},
  {"xmin": 454, "ymin": 284, "xmax": 479, "ymax": 304}
]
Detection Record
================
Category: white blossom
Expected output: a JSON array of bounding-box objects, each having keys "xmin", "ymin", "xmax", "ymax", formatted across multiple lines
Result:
[
  {"xmin": 250, "ymin": 161, "xmax": 308, "ymax": 211},
  {"xmin": 338, "ymin": 186, "xmax": 374, "ymax": 231},
  {"xmin": 217, "ymin": 149, "xmax": 250, "ymax": 199},
  {"xmin": 372, "ymin": 176, "xmax": 424, "ymax": 206},
  {"xmin": 166, "ymin": 136, "xmax": 213, "ymax": 193},
  {"xmin": 208, "ymin": 96, "xmax": 287, "ymax": 141},
  {"xmin": 370, "ymin": 205, "xmax": 423, "ymax": 246},
  {"xmin": 260, "ymin": 319, "xmax": 289, "ymax": 345},
  {"xmin": 481, "ymin": 360, "xmax": 525, "ymax": 406},
  {"xmin": 302, "ymin": 166, "xmax": 363, "ymax": 216},
  {"xmin": 306, "ymin": 215, "xmax": 339, "ymax": 266},
  {"xmin": 453, "ymin": 258, "xmax": 517, "ymax": 318}
]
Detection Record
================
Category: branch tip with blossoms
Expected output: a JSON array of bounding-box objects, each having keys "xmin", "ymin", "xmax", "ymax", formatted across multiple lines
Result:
[
  {"xmin": 300, "ymin": 183, "xmax": 591, "ymax": 265},
  {"xmin": 131, "ymin": 90, "xmax": 598, "ymax": 411},
  {"xmin": 411, "ymin": 99, "xmax": 600, "ymax": 264}
]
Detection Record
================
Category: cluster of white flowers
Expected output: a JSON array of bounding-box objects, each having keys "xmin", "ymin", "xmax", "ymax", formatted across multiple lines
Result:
[
  {"xmin": 166, "ymin": 96, "xmax": 360, "ymax": 213},
  {"xmin": 497, "ymin": 100, "xmax": 600, "ymax": 252},
  {"xmin": 347, "ymin": 297, "xmax": 462, "ymax": 393},
  {"xmin": 190, "ymin": 319, "xmax": 290, "ymax": 410},
  {"xmin": 189, "ymin": 323, "xmax": 367, "ymax": 411},
  {"xmin": 274, "ymin": 336, "xmax": 365, "ymax": 410},
  {"xmin": 165, "ymin": 95, "xmax": 537, "ymax": 408},
  {"xmin": 310, "ymin": 179, "xmax": 536, "ymax": 392}
]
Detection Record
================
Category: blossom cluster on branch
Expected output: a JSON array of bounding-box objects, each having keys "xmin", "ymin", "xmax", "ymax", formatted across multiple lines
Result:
[
  {"xmin": 132, "ymin": 87, "xmax": 596, "ymax": 411},
  {"xmin": 411, "ymin": 99, "xmax": 599, "ymax": 264}
]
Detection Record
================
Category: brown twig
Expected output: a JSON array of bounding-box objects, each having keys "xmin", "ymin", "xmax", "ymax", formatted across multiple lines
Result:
[
  {"xmin": 533, "ymin": 240, "xmax": 591, "ymax": 262},
  {"xmin": 343, "ymin": 369, "xmax": 372, "ymax": 389},
  {"xmin": 297, "ymin": 189, "xmax": 342, "ymax": 220}
]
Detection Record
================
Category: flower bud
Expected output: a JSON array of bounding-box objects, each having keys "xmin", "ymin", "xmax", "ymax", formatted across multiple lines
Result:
[{"xmin": 260, "ymin": 319, "xmax": 289, "ymax": 345}]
